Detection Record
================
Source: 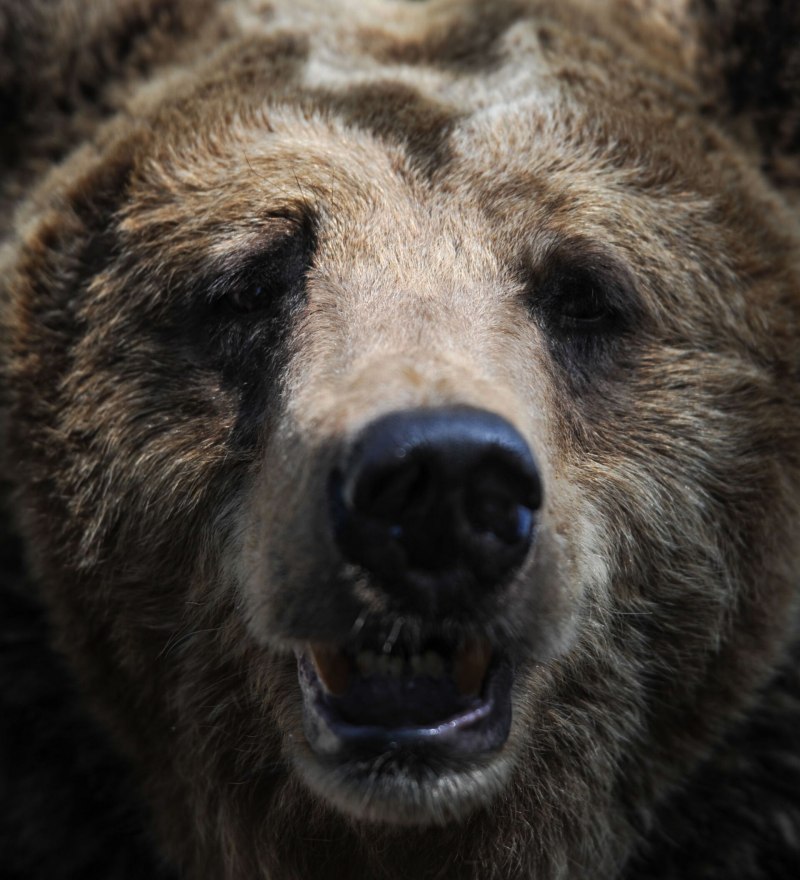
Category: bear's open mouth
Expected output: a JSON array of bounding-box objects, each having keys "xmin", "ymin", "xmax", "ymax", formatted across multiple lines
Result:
[{"xmin": 296, "ymin": 634, "xmax": 513, "ymax": 757}]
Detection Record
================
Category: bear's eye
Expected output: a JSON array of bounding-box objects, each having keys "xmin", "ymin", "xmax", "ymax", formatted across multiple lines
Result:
[
  {"xmin": 554, "ymin": 270, "xmax": 619, "ymax": 332},
  {"xmin": 527, "ymin": 249, "xmax": 633, "ymax": 343},
  {"xmin": 210, "ymin": 227, "xmax": 313, "ymax": 319},
  {"xmin": 225, "ymin": 280, "xmax": 274, "ymax": 315}
]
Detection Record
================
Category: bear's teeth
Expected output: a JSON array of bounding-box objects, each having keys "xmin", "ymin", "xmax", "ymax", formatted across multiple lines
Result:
[
  {"xmin": 409, "ymin": 654, "xmax": 425, "ymax": 676},
  {"xmin": 356, "ymin": 651, "xmax": 376, "ymax": 676},
  {"xmin": 308, "ymin": 643, "xmax": 350, "ymax": 695},
  {"xmin": 421, "ymin": 650, "xmax": 445, "ymax": 678},
  {"xmin": 354, "ymin": 649, "xmax": 449, "ymax": 678},
  {"xmin": 314, "ymin": 644, "xmax": 486, "ymax": 688},
  {"xmin": 453, "ymin": 639, "xmax": 492, "ymax": 696}
]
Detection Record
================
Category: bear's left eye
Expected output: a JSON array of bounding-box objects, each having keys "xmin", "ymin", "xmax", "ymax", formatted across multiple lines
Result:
[
  {"xmin": 527, "ymin": 247, "xmax": 634, "ymax": 344},
  {"xmin": 556, "ymin": 273, "xmax": 617, "ymax": 331}
]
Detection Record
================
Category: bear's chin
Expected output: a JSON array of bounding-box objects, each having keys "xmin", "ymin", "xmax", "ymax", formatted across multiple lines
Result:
[{"xmin": 292, "ymin": 739, "xmax": 517, "ymax": 826}]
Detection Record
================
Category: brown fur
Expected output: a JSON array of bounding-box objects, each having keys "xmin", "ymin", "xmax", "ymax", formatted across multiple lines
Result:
[{"xmin": 1, "ymin": 1, "xmax": 799, "ymax": 878}]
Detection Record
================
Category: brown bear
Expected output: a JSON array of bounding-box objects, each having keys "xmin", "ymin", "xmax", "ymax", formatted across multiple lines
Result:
[{"xmin": 1, "ymin": 0, "xmax": 799, "ymax": 878}]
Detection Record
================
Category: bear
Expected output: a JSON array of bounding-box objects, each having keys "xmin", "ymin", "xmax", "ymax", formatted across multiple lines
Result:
[{"xmin": 1, "ymin": 0, "xmax": 799, "ymax": 878}]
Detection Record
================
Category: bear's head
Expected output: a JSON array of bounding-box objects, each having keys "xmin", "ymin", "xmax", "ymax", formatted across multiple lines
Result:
[{"xmin": 2, "ymin": 1, "xmax": 799, "ymax": 877}]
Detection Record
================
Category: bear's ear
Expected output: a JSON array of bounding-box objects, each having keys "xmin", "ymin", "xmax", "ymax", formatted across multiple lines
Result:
[{"xmin": 691, "ymin": 0, "xmax": 800, "ymax": 191}]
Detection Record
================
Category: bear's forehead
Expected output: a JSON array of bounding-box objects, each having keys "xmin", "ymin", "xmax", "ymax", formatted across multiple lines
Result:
[
  {"xmin": 123, "ymin": 7, "xmax": 704, "ymax": 256},
  {"xmin": 130, "ymin": 0, "xmax": 694, "ymax": 188}
]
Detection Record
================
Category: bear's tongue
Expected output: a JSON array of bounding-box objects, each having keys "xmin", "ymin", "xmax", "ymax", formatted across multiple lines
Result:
[{"xmin": 304, "ymin": 639, "xmax": 492, "ymax": 728}]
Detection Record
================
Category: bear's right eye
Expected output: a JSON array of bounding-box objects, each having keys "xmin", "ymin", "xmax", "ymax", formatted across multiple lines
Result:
[
  {"xmin": 225, "ymin": 281, "xmax": 273, "ymax": 315},
  {"xmin": 186, "ymin": 221, "xmax": 316, "ymax": 425},
  {"xmin": 213, "ymin": 231, "xmax": 313, "ymax": 319}
]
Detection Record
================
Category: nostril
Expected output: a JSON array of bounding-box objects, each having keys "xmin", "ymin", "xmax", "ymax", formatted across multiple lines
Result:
[
  {"xmin": 351, "ymin": 458, "xmax": 436, "ymax": 524},
  {"xmin": 464, "ymin": 460, "xmax": 536, "ymax": 546}
]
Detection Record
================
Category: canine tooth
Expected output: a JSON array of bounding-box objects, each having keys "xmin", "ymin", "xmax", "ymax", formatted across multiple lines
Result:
[
  {"xmin": 389, "ymin": 656, "xmax": 404, "ymax": 678},
  {"xmin": 410, "ymin": 654, "xmax": 425, "ymax": 676},
  {"xmin": 308, "ymin": 643, "xmax": 350, "ymax": 696},
  {"xmin": 454, "ymin": 639, "xmax": 492, "ymax": 696}
]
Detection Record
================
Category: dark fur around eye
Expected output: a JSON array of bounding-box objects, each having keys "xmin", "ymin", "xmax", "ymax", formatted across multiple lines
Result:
[
  {"xmin": 208, "ymin": 226, "xmax": 314, "ymax": 318},
  {"xmin": 525, "ymin": 245, "xmax": 637, "ymax": 352},
  {"xmin": 197, "ymin": 218, "xmax": 316, "ymax": 377},
  {"xmin": 181, "ymin": 219, "xmax": 316, "ymax": 445}
]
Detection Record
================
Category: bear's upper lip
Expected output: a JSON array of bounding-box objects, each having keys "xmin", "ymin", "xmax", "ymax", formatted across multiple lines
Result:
[{"xmin": 295, "ymin": 635, "xmax": 514, "ymax": 757}]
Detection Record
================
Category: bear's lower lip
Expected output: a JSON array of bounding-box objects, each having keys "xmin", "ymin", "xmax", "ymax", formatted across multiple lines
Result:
[{"xmin": 296, "ymin": 638, "xmax": 514, "ymax": 757}]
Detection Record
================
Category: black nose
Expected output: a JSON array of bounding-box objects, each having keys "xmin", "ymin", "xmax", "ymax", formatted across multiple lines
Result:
[{"xmin": 329, "ymin": 407, "xmax": 542, "ymax": 610}]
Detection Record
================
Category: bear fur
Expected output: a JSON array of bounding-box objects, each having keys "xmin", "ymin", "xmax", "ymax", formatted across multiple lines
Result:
[{"xmin": 1, "ymin": 1, "xmax": 800, "ymax": 878}]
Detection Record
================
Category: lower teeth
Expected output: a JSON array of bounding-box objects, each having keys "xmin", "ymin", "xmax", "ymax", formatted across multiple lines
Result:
[
  {"xmin": 308, "ymin": 639, "xmax": 492, "ymax": 698},
  {"xmin": 356, "ymin": 649, "xmax": 446, "ymax": 679}
]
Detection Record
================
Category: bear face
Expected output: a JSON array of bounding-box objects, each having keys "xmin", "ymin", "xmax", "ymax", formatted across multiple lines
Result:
[{"xmin": 1, "ymin": 1, "xmax": 799, "ymax": 878}]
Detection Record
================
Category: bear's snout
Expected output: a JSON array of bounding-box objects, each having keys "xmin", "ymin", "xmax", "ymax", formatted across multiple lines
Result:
[{"xmin": 329, "ymin": 406, "xmax": 541, "ymax": 614}]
